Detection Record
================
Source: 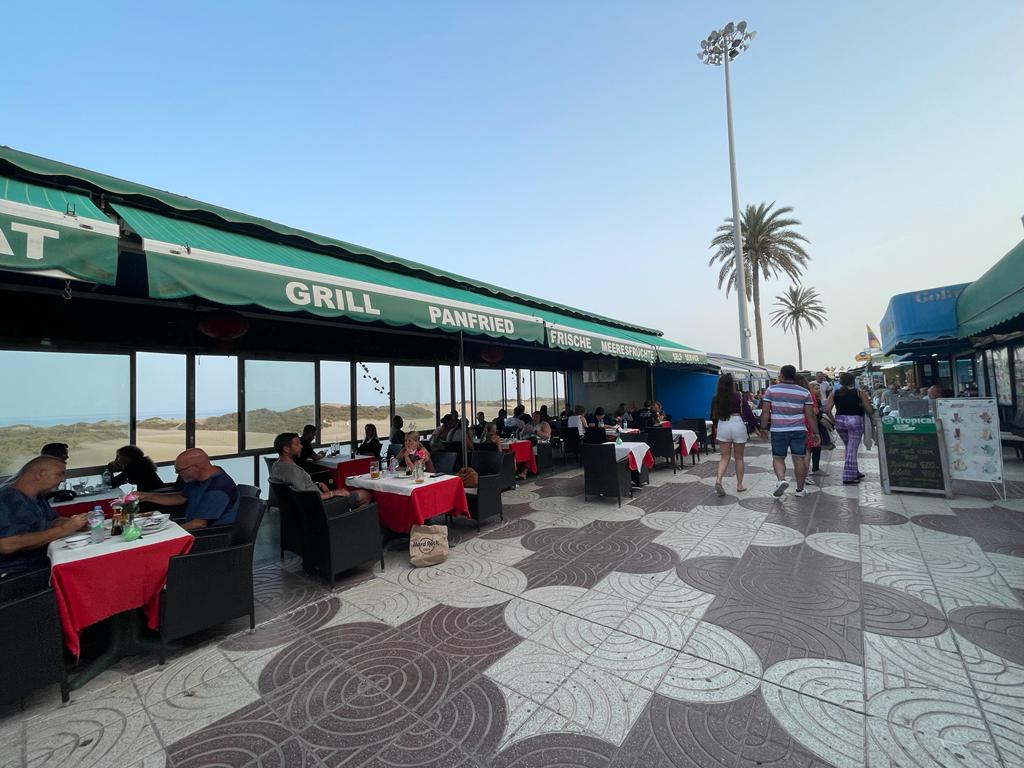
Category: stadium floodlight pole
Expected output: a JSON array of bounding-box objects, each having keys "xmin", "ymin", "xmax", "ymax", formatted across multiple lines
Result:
[{"xmin": 700, "ymin": 21, "xmax": 756, "ymax": 361}]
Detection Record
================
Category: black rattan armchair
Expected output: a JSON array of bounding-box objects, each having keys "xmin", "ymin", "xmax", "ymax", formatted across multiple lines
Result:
[
  {"xmin": 290, "ymin": 490, "xmax": 384, "ymax": 587},
  {"xmin": 270, "ymin": 481, "xmax": 303, "ymax": 562},
  {"xmin": 0, "ymin": 570, "xmax": 68, "ymax": 703},
  {"xmin": 581, "ymin": 443, "xmax": 632, "ymax": 507},
  {"xmin": 556, "ymin": 427, "xmax": 581, "ymax": 464},
  {"xmin": 158, "ymin": 501, "xmax": 264, "ymax": 663},
  {"xmin": 646, "ymin": 427, "xmax": 678, "ymax": 474}
]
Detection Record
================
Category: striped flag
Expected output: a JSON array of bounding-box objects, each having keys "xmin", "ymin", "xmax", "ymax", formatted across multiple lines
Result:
[{"xmin": 866, "ymin": 325, "xmax": 881, "ymax": 350}]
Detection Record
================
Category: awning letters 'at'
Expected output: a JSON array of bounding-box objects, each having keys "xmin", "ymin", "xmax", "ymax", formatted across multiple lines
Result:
[{"xmin": 0, "ymin": 179, "xmax": 119, "ymax": 285}]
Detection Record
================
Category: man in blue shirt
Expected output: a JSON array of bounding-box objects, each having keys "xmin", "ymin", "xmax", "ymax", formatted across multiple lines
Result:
[
  {"xmin": 0, "ymin": 456, "xmax": 87, "ymax": 577},
  {"xmin": 138, "ymin": 449, "xmax": 238, "ymax": 530}
]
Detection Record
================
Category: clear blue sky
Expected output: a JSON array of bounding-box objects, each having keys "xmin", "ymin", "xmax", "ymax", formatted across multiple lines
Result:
[{"xmin": 5, "ymin": 0, "xmax": 1023, "ymax": 387}]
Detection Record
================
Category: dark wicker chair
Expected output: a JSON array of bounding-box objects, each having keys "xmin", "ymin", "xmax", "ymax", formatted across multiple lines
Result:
[
  {"xmin": 535, "ymin": 442, "xmax": 554, "ymax": 474},
  {"xmin": 498, "ymin": 452, "xmax": 517, "ymax": 491},
  {"xmin": 270, "ymin": 481, "xmax": 303, "ymax": 561},
  {"xmin": 621, "ymin": 431, "xmax": 648, "ymax": 443},
  {"xmin": 583, "ymin": 427, "xmax": 607, "ymax": 444},
  {"xmin": 646, "ymin": 427, "xmax": 678, "ymax": 474},
  {"xmin": 159, "ymin": 498, "xmax": 265, "ymax": 663},
  {"xmin": 433, "ymin": 452, "xmax": 458, "ymax": 474},
  {"xmin": 677, "ymin": 419, "xmax": 711, "ymax": 457},
  {"xmin": 462, "ymin": 452, "xmax": 503, "ymax": 531},
  {"xmin": 0, "ymin": 570, "xmax": 68, "ymax": 703},
  {"xmin": 556, "ymin": 427, "xmax": 581, "ymax": 464},
  {"xmin": 290, "ymin": 490, "xmax": 384, "ymax": 587},
  {"xmin": 581, "ymin": 444, "xmax": 632, "ymax": 507},
  {"xmin": 190, "ymin": 493, "xmax": 265, "ymax": 552}
]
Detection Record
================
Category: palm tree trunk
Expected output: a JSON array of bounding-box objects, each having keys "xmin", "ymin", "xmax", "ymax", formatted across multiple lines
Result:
[
  {"xmin": 795, "ymin": 322, "xmax": 803, "ymax": 370},
  {"xmin": 752, "ymin": 269, "xmax": 765, "ymax": 365}
]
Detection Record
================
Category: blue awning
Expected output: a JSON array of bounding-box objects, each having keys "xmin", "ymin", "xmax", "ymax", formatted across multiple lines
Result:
[{"xmin": 879, "ymin": 283, "xmax": 969, "ymax": 355}]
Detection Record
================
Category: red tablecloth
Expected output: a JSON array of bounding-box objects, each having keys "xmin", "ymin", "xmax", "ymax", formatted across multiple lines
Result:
[
  {"xmin": 351, "ymin": 476, "xmax": 469, "ymax": 533},
  {"xmin": 318, "ymin": 456, "xmax": 376, "ymax": 488},
  {"xmin": 628, "ymin": 450, "xmax": 655, "ymax": 471},
  {"xmin": 503, "ymin": 441, "xmax": 538, "ymax": 475},
  {"xmin": 49, "ymin": 530, "xmax": 193, "ymax": 657},
  {"xmin": 53, "ymin": 496, "xmax": 120, "ymax": 519}
]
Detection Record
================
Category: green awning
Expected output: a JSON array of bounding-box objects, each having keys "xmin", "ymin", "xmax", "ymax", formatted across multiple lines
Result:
[
  {"xmin": 0, "ymin": 145, "xmax": 659, "ymax": 337},
  {"xmin": 0, "ymin": 176, "xmax": 119, "ymax": 285},
  {"xmin": 112, "ymin": 204, "xmax": 546, "ymax": 343},
  {"xmin": 651, "ymin": 336, "xmax": 709, "ymax": 366},
  {"xmin": 957, "ymin": 238, "xmax": 1024, "ymax": 337}
]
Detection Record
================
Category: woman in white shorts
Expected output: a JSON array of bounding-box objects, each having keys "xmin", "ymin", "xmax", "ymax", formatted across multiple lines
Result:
[{"xmin": 710, "ymin": 373, "xmax": 761, "ymax": 496}]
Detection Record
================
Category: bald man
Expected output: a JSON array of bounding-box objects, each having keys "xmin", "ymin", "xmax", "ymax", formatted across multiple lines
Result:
[
  {"xmin": 137, "ymin": 449, "xmax": 238, "ymax": 531},
  {"xmin": 1, "ymin": 456, "xmax": 87, "ymax": 577}
]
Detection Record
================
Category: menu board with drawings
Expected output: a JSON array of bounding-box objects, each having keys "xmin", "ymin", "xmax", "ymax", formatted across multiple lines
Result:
[{"xmin": 935, "ymin": 398, "xmax": 1004, "ymax": 484}]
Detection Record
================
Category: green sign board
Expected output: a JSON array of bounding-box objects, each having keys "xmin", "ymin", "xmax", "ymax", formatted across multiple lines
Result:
[
  {"xmin": 0, "ymin": 206, "xmax": 119, "ymax": 285},
  {"xmin": 657, "ymin": 348, "xmax": 708, "ymax": 366},
  {"xmin": 546, "ymin": 324, "xmax": 657, "ymax": 363},
  {"xmin": 881, "ymin": 415, "xmax": 937, "ymax": 434}
]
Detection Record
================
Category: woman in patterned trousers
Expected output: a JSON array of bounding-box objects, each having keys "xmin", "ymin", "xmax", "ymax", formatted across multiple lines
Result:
[{"xmin": 826, "ymin": 372, "xmax": 874, "ymax": 484}]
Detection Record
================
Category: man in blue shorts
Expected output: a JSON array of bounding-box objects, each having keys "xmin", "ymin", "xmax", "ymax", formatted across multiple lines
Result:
[{"xmin": 759, "ymin": 365, "xmax": 820, "ymax": 498}]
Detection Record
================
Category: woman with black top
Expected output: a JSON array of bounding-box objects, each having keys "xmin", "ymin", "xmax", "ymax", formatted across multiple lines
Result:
[
  {"xmin": 825, "ymin": 372, "xmax": 874, "ymax": 484},
  {"xmin": 355, "ymin": 423, "xmax": 382, "ymax": 462},
  {"xmin": 107, "ymin": 445, "xmax": 164, "ymax": 491},
  {"xmin": 710, "ymin": 374, "xmax": 762, "ymax": 496}
]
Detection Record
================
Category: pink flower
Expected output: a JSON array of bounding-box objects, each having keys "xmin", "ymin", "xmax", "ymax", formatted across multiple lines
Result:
[{"xmin": 122, "ymin": 491, "xmax": 140, "ymax": 503}]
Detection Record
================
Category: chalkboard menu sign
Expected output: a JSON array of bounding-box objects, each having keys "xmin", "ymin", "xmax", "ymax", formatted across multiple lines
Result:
[{"xmin": 878, "ymin": 415, "xmax": 951, "ymax": 497}]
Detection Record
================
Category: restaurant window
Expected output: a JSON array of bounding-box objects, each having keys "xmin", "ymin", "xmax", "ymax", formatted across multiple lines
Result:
[
  {"xmin": 244, "ymin": 360, "xmax": 314, "ymax": 450},
  {"xmin": 504, "ymin": 368, "xmax": 519, "ymax": 413},
  {"xmin": 394, "ymin": 365, "xmax": 437, "ymax": 435},
  {"xmin": 320, "ymin": 361, "xmax": 352, "ymax": 445},
  {"xmin": 518, "ymin": 369, "xmax": 534, "ymax": 413},
  {"xmin": 438, "ymin": 366, "xmax": 453, "ymax": 417},
  {"xmin": 992, "ymin": 347, "xmax": 1013, "ymax": 407},
  {"xmin": 535, "ymin": 371, "xmax": 554, "ymax": 415},
  {"xmin": 954, "ymin": 357, "xmax": 975, "ymax": 394},
  {"xmin": 475, "ymin": 369, "xmax": 502, "ymax": 420},
  {"xmin": 196, "ymin": 355, "xmax": 238, "ymax": 456},
  {"xmin": 356, "ymin": 362, "xmax": 391, "ymax": 444},
  {"xmin": 135, "ymin": 352, "xmax": 186, "ymax": 464},
  {"xmin": 0, "ymin": 350, "xmax": 129, "ymax": 476},
  {"xmin": 554, "ymin": 371, "xmax": 566, "ymax": 414},
  {"xmin": 1014, "ymin": 344, "xmax": 1024, "ymax": 411},
  {"xmin": 975, "ymin": 352, "xmax": 988, "ymax": 397}
]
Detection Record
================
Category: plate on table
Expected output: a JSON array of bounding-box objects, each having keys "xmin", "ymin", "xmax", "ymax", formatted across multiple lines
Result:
[
  {"xmin": 63, "ymin": 534, "xmax": 90, "ymax": 549},
  {"xmin": 140, "ymin": 519, "xmax": 171, "ymax": 534}
]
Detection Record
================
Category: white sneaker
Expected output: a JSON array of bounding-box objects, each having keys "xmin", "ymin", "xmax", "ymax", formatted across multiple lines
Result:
[
  {"xmin": 773, "ymin": 480, "xmax": 789, "ymax": 497},
  {"xmin": 794, "ymin": 488, "xmax": 808, "ymax": 497}
]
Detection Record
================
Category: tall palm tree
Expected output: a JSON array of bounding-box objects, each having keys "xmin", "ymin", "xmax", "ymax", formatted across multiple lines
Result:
[
  {"xmin": 708, "ymin": 202, "xmax": 811, "ymax": 364},
  {"xmin": 769, "ymin": 286, "xmax": 827, "ymax": 370}
]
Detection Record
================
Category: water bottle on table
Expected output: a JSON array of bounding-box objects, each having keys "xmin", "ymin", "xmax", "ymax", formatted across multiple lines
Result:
[{"xmin": 88, "ymin": 506, "xmax": 105, "ymax": 544}]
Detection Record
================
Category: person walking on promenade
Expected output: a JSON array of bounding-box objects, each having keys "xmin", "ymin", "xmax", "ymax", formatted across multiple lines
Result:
[
  {"xmin": 759, "ymin": 365, "xmax": 820, "ymax": 498},
  {"xmin": 825, "ymin": 372, "xmax": 874, "ymax": 484},
  {"xmin": 710, "ymin": 373, "xmax": 762, "ymax": 496}
]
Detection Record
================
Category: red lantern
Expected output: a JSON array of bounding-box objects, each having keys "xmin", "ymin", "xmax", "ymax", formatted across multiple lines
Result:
[
  {"xmin": 479, "ymin": 346, "xmax": 504, "ymax": 366},
  {"xmin": 198, "ymin": 309, "xmax": 249, "ymax": 341}
]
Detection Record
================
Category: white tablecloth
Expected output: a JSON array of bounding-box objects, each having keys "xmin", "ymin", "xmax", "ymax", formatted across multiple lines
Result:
[
  {"xmin": 48, "ymin": 520, "xmax": 192, "ymax": 566},
  {"xmin": 346, "ymin": 472, "xmax": 456, "ymax": 497},
  {"xmin": 317, "ymin": 456, "xmax": 372, "ymax": 469},
  {"xmin": 672, "ymin": 430, "xmax": 698, "ymax": 453},
  {"xmin": 613, "ymin": 443, "xmax": 651, "ymax": 466}
]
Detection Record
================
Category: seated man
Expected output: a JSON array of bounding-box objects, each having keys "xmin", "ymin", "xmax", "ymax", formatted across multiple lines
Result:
[
  {"xmin": 138, "ymin": 449, "xmax": 238, "ymax": 531},
  {"xmin": 0, "ymin": 456, "xmax": 87, "ymax": 578},
  {"xmin": 269, "ymin": 433, "xmax": 370, "ymax": 509}
]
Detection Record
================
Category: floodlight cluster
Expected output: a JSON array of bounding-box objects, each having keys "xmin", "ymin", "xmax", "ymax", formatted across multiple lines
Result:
[{"xmin": 698, "ymin": 21, "xmax": 756, "ymax": 65}]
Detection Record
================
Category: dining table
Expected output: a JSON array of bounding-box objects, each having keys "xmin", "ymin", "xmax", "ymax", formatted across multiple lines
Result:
[
  {"xmin": 501, "ymin": 439, "xmax": 538, "ymax": 475},
  {"xmin": 47, "ymin": 518, "xmax": 193, "ymax": 688},
  {"xmin": 316, "ymin": 455, "xmax": 377, "ymax": 488},
  {"xmin": 346, "ymin": 472, "xmax": 469, "ymax": 533},
  {"xmin": 52, "ymin": 488, "xmax": 123, "ymax": 518}
]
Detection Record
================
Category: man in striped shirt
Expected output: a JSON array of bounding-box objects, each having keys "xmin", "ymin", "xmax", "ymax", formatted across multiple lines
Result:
[{"xmin": 760, "ymin": 365, "xmax": 820, "ymax": 498}]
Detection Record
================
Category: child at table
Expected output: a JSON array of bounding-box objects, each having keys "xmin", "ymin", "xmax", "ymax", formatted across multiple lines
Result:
[{"xmin": 398, "ymin": 433, "xmax": 435, "ymax": 473}]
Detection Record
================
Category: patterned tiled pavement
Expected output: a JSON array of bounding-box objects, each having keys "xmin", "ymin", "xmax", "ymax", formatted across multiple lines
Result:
[{"xmin": 3, "ymin": 444, "xmax": 1024, "ymax": 767}]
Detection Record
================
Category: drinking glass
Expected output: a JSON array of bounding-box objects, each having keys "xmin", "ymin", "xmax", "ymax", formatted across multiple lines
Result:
[{"xmin": 370, "ymin": 461, "xmax": 381, "ymax": 479}]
